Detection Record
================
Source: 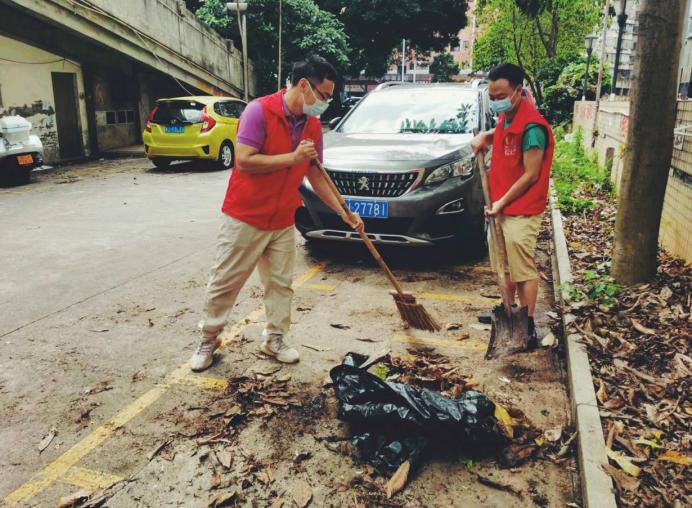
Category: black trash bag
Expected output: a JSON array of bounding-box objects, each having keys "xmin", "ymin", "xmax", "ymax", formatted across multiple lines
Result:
[{"xmin": 330, "ymin": 352, "xmax": 506, "ymax": 472}]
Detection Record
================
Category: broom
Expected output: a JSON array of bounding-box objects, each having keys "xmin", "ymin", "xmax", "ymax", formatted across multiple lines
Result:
[{"xmin": 312, "ymin": 159, "xmax": 441, "ymax": 332}]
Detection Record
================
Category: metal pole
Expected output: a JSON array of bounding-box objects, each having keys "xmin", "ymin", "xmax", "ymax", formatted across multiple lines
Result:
[
  {"xmin": 401, "ymin": 39, "xmax": 406, "ymax": 82},
  {"xmin": 593, "ymin": 0, "xmax": 611, "ymax": 146},
  {"xmin": 413, "ymin": 52, "xmax": 417, "ymax": 83},
  {"xmin": 242, "ymin": 14, "xmax": 249, "ymax": 100},
  {"xmin": 278, "ymin": 0, "xmax": 282, "ymax": 90},
  {"xmin": 612, "ymin": 0, "xmax": 628, "ymax": 95},
  {"xmin": 583, "ymin": 47, "xmax": 593, "ymax": 100}
]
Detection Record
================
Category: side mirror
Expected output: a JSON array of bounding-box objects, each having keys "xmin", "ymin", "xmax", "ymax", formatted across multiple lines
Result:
[{"xmin": 329, "ymin": 117, "xmax": 342, "ymax": 130}]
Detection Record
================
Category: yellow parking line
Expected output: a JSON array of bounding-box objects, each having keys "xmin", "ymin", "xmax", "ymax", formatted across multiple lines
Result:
[
  {"xmin": 306, "ymin": 283, "xmax": 337, "ymax": 292},
  {"xmin": 418, "ymin": 292, "xmax": 499, "ymax": 305},
  {"xmin": 60, "ymin": 466, "xmax": 123, "ymax": 490},
  {"xmin": 178, "ymin": 374, "xmax": 229, "ymax": 390},
  {"xmin": 4, "ymin": 261, "xmax": 327, "ymax": 505},
  {"xmin": 393, "ymin": 334, "xmax": 488, "ymax": 352}
]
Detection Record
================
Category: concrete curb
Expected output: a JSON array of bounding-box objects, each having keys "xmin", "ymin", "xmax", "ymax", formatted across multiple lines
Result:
[{"xmin": 549, "ymin": 184, "xmax": 617, "ymax": 508}]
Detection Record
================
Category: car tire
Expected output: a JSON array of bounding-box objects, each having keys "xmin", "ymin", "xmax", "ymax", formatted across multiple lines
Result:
[
  {"xmin": 152, "ymin": 158, "xmax": 171, "ymax": 169},
  {"xmin": 216, "ymin": 141, "xmax": 234, "ymax": 170}
]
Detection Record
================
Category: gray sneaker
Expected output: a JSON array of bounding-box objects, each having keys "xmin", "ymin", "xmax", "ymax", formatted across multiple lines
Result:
[
  {"xmin": 259, "ymin": 331, "xmax": 299, "ymax": 364},
  {"xmin": 190, "ymin": 337, "xmax": 221, "ymax": 372}
]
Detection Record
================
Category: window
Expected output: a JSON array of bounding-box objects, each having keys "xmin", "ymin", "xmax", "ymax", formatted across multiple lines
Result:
[
  {"xmin": 126, "ymin": 110, "xmax": 135, "ymax": 123},
  {"xmin": 338, "ymin": 88, "xmax": 479, "ymax": 135},
  {"xmin": 215, "ymin": 101, "xmax": 245, "ymax": 118},
  {"xmin": 106, "ymin": 111, "xmax": 116, "ymax": 124},
  {"xmin": 152, "ymin": 101, "xmax": 205, "ymax": 124},
  {"xmin": 117, "ymin": 111, "xmax": 127, "ymax": 123}
]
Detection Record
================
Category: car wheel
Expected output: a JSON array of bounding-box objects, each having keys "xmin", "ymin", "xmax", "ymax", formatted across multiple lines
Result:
[
  {"xmin": 152, "ymin": 158, "xmax": 171, "ymax": 169},
  {"xmin": 216, "ymin": 141, "xmax": 234, "ymax": 170}
]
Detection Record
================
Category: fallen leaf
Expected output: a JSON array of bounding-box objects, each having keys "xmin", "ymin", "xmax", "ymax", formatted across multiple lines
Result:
[
  {"xmin": 633, "ymin": 438, "xmax": 663, "ymax": 450},
  {"xmin": 541, "ymin": 332, "xmax": 557, "ymax": 347},
  {"xmin": 270, "ymin": 498, "xmax": 283, "ymax": 508},
  {"xmin": 84, "ymin": 381, "xmax": 113, "ymax": 395},
  {"xmin": 57, "ymin": 489, "xmax": 92, "ymax": 508},
  {"xmin": 603, "ymin": 464, "xmax": 640, "ymax": 492},
  {"xmin": 330, "ymin": 323, "xmax": 350, "ymax": 330},
  {"xmin": 446, "ymin": 322, "xmax": 463, "ymax": 331},
  {"xmin": 494, "ymin": 404, "xmax": 517, "ymax": 439},
  {"xmin": 132, "ymin": 370, "xmax": 146, "ymax": 382},
  {"xmin": 456, "ymin": 332, "xmax": 471, "ymax": 341},
  {"xmin": 545, "ymin": 426, "xmax": 563, "ymax": 443},
  {"xmin": 275, "ymin": 373, "xmax": 292, "ymax": 382},
  {"xmin": 211, "ymin": 470, "xmax": 222, "ymax": 489},
  {"xmin": 658, "ymin": 450, "xmax": 692, "ymax": 466},
  {"xmin": 38, "ymin": 427, "xmax": 57, "ymax": 453},
  {"xmin": 596, "ymin": 380, "xmax": 607, "ymax": 403},
  {"xmin": 291, "ymin": 479, "xmax": 313, "ymax": 508},
  {"xmin": 89, "ymin": 328, "xmax": 109, "ymax": 333},
  {"xmin": 217, "ymin": 450, "xmax": 233, "ymax": 469},
  {"xmin": 385, "ymin": 460, "xmax": 410, "ymax": 499},
  {"xmin": 606, "ymin": 448, "xmax": 641, "ymax": 477},
  {"xmin": 631, "ymin": 319, "xmax": 655, "ymax": 335},
  {"xmin": 355, "ymin": 337, "xmax": 379, "ymax": 343},
  {"xmin": 209, "ymin": 487, "xmax": 240, "ymax": 507}
]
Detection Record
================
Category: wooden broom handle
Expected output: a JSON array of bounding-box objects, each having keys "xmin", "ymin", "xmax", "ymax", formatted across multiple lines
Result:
[
  {"xmin": 311, "ymin": 158, "xmax": 406, "ymax": 296},
  {"xmin": 476, "ymin": 154, "xmax": 513, "ymax": 309}
]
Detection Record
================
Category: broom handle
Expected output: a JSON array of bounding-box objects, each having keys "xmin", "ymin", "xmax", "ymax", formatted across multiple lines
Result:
[
  {"xmin": 476, "ymin": 154, "xmax": 513, "ymax": 309},
  {"xmin": 311, "ymin": 158, "xmax": 406, "ymax": 296}
]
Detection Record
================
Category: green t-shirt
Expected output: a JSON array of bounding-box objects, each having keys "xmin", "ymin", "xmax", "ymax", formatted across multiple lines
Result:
[{"xmin": 503, "ymin": 120, "xmax": 547, "ymax": 152}]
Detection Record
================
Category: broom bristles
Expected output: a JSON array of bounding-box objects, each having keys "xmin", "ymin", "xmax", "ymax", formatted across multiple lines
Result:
[{"xmin": 392, "ymin": 292, "xmax": 441, "ymax": 332}]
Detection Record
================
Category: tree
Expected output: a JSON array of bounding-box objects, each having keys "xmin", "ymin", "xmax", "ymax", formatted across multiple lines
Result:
[
  {"xmin": 540, "ymin": 57, "xmax": 611, "ymax": 125},
  {"xmin": 317, "ymin": 0, "xmax": 469, "ymax": 77},
  {"xmin": 196, "ymin": 0, "xmax": 350, "ymax": 95},
  {"xmin": 611, "ymin": 0, "xmax": 686, "ymax": 285},
  {"xmin": 430, "ymin": 53, "xmax": 461, "ymax": 82},
  {"xmin": 473, "ymin": 0, "xmax": 601, "ymax": 105}
]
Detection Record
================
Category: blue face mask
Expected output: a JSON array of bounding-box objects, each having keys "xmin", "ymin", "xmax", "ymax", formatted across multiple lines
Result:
[
  {"xmin": 489, "ymin": 88, "xmax": 519, "ymax": 115},
  {"xmin": 303, "ymin": 82, "xmax": 330, "ymax": 117}
]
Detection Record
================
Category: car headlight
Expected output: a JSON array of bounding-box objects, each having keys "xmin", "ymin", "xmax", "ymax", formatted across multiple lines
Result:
[{"xmin": 424, "ymin": 157, "xmax": 475, "ymax": 185}]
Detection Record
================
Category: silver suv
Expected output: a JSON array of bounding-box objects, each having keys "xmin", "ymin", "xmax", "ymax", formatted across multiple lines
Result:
[{"xmin": 296, "ymin": 83, "xmax": 494, "ymax": 252}]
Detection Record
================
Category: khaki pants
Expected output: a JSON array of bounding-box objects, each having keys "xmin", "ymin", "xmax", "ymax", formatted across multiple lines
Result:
[
  {"xmin": 200, "ymin": 214, "xmax": 295, "ymax": 339},
  {"xmin": 488, "ymin": 213, "xmax": 542, "ymax": 283}
]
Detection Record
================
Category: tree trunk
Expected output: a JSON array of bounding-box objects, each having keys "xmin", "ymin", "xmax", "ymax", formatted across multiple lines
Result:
[{"xmin": 611, "ymin": 0, "xmax": 687, "ymax": 285}]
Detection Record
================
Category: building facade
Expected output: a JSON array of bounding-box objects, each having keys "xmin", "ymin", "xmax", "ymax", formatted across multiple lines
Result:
[{"xmin": 0, "ymin": 0, "xmax": 254, "ymax": 163}]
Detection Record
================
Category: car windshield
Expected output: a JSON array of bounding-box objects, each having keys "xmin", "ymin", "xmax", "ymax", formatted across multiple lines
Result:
[
  {"xmin": 339, "ymin": 88, "xmax": 478, "ymax": 135},
  {"xmin": 152, "ymin": 101, "xmax": 205, "ymax": 125}
]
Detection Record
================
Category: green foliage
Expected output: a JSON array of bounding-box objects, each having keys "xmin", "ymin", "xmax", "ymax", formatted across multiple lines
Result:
[
  {"xmin": 552, "ymin": 128, "xmax": 612, "ymax": 214},
  {"xmin": 317, "ymin": 0, "xmax": 469, "ymax": 77},
  {"xmin": 429, "ymin": 53, "xmax": 461, "ymax": 82},
  {"xmin": 540, "ymin": 57, "xmax": 612, "ymax": 124},
  {"xmin": 196, "ymin": 0, "xmax": 350, "ymax": 95},
  {"xmin": 567, "ymin": 270, "xmax": 622, "ymax": 306},
  {"xmin": 371, "ymin": 363, "xmax": 389, "ymax": 380},
  {"xmin": 473, "ymin": 0, "xmax": 601, "ymax": 107}
]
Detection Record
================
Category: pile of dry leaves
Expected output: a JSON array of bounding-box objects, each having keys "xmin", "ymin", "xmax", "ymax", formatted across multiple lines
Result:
[{"xmin": 559, "ymin": 190, "xmax": 692, "ymax": 506}]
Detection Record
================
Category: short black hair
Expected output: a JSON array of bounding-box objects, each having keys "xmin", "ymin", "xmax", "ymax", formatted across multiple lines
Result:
[
  {"xmin": 291, "ymin": 55, "xmax": 338, "ymax": 86},
  {"xmin": 488, "ymin": 63, "xmax": 525, "ymax": 88}
]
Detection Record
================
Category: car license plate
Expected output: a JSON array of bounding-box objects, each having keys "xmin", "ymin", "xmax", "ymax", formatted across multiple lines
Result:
[
  {"xmin": 17, "ymin": 154, "xmax": 33, "ymax": 165},
  {"xmin": 165, "ymin": 125, "xmax": 185, "ymax": 134},
  {"xmin": 344, "ymin": 199, "xmax": 388, "ymax": 219}
]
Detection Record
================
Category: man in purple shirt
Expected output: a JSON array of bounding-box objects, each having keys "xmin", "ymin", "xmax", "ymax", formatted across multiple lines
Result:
[{"xmin": 190, "ymin": 56, "xmax": 364, "ymax": 372}]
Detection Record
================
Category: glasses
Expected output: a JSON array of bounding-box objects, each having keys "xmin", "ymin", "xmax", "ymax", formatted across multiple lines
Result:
[{"xmin": 308, "ymin": 80, "xmax": 333, "ymax": 103}]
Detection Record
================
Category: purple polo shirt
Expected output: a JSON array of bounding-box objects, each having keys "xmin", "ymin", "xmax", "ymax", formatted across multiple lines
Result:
[{"xmin": 236, "ymin": 95, "xmax": 323, "ymax": 160}]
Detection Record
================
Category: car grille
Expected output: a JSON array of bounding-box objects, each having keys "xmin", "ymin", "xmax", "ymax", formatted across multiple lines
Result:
[{"xmin": 327, "ymin": 170, "xmax": 419, "ymax": 197}]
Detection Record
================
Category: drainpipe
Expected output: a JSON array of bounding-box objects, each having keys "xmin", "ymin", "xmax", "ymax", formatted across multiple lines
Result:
[{"xmin": 612, "ymin": 0, "xmax": 628, "ymax": 96}]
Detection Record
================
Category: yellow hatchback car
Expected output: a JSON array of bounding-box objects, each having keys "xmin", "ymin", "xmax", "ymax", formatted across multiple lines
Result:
[{"xmin": 143, "ymin": 96, "xmax": 246, "ymax": 170}]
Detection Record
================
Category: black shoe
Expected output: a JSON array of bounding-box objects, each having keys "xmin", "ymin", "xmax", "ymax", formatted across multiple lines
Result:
[{"xmin": 527, "ymin": 328, "xmax": 539, "ymax": 350}]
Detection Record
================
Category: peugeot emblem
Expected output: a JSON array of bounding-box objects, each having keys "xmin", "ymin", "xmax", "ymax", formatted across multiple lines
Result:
[{"xmin": 357, "ymin": 176, "xmax": 370, "ymax": 191}]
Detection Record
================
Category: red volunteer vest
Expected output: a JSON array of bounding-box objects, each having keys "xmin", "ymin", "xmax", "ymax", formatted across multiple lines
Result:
[
  {"xmin": 222, "ymin": 90, "xmax": 322, "ymax": 230},
  {"xmin": 490, "ymin": 98, "xmax": 554, "ymax": 216}
]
